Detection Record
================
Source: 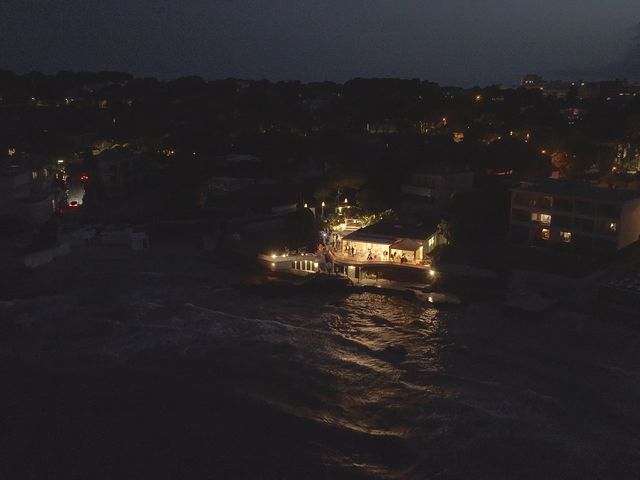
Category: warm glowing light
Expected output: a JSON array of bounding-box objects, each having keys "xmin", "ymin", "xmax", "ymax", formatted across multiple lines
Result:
[
  {"xmin": 428, "ymin": 296, "xmax": 434, "ymax": 303},
  {"xmin": 321, "ymin": 201, "xmax": 325, "ymax": 207},
  {"xmin": 271, "ymin": 262, "xmax": 275, "ymax": 267},
  {"xmin": 344, "ymin": 198, "xmax": 348, "ymax": 204},
  {"xmin": 541, "ymin": 150, "xmax": 547, "ymax": 154},
  {"xmin": 475, "ymin": 95, "xmax": 482, "ymax": 101},
  {"xmin": 271, "ymin": 254, "xmax": 276, "ymax": 259},
  {"xmin": 304, "ymin": 203, "xmax": 308, "ymax": 208},
  {"xmin": 429, "ymin": 269, "xmax": 436, "ymax": 277},
  {"xmin": 57, "ymin": 159, "xmax": 64, "ymax": 164}
]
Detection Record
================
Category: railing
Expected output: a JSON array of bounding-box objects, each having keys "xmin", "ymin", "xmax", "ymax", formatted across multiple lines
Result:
[{"xmin": 330, "ymin": 251, "xmax": 431, "ymax": 269}]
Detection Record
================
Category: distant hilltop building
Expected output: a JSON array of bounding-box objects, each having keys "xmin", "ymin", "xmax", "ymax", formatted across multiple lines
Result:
[
  {"xmin": 521, "ymin": 74, "xmax": 638, "ymax": 99},
  {"xmin": 521, "ymin": 74, "xmax": 545, "ymax": 90},
  {"xmin": 521, "ymin": 75, "xmax": 572, "ymax": 98}
]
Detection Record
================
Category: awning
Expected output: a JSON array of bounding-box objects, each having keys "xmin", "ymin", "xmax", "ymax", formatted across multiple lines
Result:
[{"xmin": 390, "ymin": 238, "xmax": 423, "ymax": 252}]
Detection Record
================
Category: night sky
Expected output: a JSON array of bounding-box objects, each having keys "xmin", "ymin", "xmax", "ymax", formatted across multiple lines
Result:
[{"xmin": 1, "ymin": 0, "xmax": 638, "ymax": 86}]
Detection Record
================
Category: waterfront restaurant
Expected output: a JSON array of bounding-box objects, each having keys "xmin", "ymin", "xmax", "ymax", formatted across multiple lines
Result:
[
  {"xmin": 339, "ymin": 219, "xmax": 444, "ymax": 264},
  {"xmin": 339, "ymin": 231, "xmax": 397, "ymax": 261}
]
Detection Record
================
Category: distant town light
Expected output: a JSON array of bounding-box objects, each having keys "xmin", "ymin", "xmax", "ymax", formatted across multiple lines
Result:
[
  {"xmin": 321, "ymin": 201, "xmax": 325, "ymax": 207},
  {"xmin": 304, "ymin": 203, "xmax": 308, "ymax": 208},
  {"xmin": 344, "ymin": 198, "xmax": 348, "ymax": 204},
  {"xmin": 57, "ymin": 159, "xmax": 64, "ymax": 164},
  {"xmin": 475, "ymin": 95, "xmax": 482, "ymax": 101},
  {"xmin": 429, "ymin": 269, "xmax": 436, "ymax": 277},
  {"xmin": 271, "ymin": 254, "xmax": 277, "ymax": 259}
]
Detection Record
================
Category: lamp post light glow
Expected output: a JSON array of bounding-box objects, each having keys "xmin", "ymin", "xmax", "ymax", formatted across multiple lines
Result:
[{"xmin": 321, "ymin": 201, "xmax": 325, "ymax": 217}]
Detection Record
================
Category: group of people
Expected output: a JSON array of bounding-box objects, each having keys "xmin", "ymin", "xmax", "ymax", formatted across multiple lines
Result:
[
  {"xmin": 338, "ymin": 242, "xmax": 410, "ymax": 263},
  {"xmin": 390, "ymin": 251, "xmax": 409, "ymax": 263}
]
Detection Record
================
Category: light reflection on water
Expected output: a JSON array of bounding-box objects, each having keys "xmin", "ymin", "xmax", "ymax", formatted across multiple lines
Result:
[{"xmin": 5, "ymin": 278, "xmax": 637, "ymax": 480}]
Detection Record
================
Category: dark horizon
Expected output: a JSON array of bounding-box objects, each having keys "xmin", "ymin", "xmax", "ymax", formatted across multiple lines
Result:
[{"xmin": 1, "ymin": 1, "xmax": 639, "ymax": 87}]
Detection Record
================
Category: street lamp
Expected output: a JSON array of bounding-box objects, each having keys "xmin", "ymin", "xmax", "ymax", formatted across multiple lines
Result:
[{"xmin": 321, "ymin": 201, "xmax": 325, "ymax": 217}]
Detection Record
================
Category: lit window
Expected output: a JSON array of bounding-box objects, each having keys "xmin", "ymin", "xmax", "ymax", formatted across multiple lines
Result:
[
  {"xmin": 531, "ymin": 213, "xmax": 552, "ymax": 225},
  {"xmin": 560, "ymin": 231, "xmax": 572, "ymax": 243},
  {"xmin": 541, "ymin": 228, "xmax": 550, "ymax": 241},
  {"xmin": 609, "ymin": 222, "xmax": 618, "ymax": 233}
]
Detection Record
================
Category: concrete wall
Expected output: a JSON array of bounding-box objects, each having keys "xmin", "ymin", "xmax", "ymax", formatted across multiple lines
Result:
[
  {"xmin": 27, "ymin": 193, "xmax": 55, "ymax": 225},
  {"xmin": 619, "ymin": 199, "xmax": 640, "ymax": 249},
  {"xmin": 101, "ymin": 228, "xmax": 149, "ymax": 250},
  {"xmin": 24, "ymin": 243, "xmax": 71, "ymax": 268},
  {"xmin": 258, "ymin": 253, "xmax": 322, "ymax": 273}
]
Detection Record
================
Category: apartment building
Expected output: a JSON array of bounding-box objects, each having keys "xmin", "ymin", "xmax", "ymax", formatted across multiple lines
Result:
[{"xmin": 510, "ymin": 180, "xmax": 640, "ymax": 254}]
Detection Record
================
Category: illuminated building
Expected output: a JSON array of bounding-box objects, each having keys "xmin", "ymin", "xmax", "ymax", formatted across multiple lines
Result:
[{"xmin": 510, "ymin": 180, "xmax": 640, "ymax": 254}]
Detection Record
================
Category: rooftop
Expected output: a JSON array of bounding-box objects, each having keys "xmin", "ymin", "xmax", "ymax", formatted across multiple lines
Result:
[
  {"xmin": 343, "ymin": 218, "xmax": 440, "ymax": 243},
  {"xmin": 513, "ymin": 180, "xmax": 640, "ymax": 203}
]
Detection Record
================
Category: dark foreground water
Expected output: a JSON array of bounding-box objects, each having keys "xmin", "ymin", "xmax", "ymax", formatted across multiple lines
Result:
[{"xmin": 1, "ymin": 264, "xmax": 640, "ymax": 479}]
